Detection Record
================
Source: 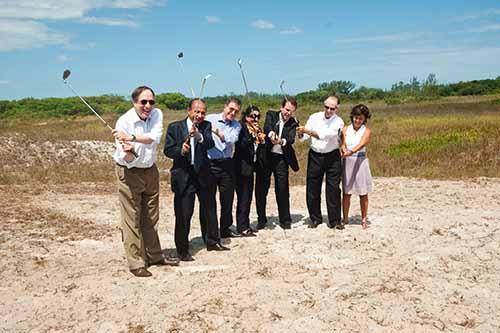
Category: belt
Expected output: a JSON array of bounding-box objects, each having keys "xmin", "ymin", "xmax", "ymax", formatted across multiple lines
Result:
[
  {"xmin": 310, "ymin": 148, "xmax": 339, "ymax": 156},
  {"xmin": 115, "ymin": 163, "xmax": 155, "ymax": 170}
]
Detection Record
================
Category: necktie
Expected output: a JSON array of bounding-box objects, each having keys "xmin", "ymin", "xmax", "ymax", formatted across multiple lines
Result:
[{"xmin": 190, "ymin": 136, "xmax": 195, "ymax": 166}]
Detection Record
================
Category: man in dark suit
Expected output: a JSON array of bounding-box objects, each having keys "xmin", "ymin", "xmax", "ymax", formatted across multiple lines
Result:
[
  {"xmin": 255, "ymin": 97, "xmax": 300, "ymax": 230},
  {"xmin": 164, "ymin": 98, "xmax": 226, "ymax": 260}
]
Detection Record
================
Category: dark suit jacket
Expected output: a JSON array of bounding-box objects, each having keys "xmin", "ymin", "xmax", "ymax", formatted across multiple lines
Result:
[
  {"xmin": 234, "ymin": 121, "xmax": 267, "ymax": 176},
  {"xmin": 164, "ymin": 118, "xmax": 214, "ymax": 194},
  {"xmin": 263, "ymin": 110, "xmax": 299, "ymax": 172}
]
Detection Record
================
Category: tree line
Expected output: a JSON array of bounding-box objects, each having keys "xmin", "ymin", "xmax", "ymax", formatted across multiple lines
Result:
[{"xmin": 1, "ymin": 75, "xmax": 499, "ymax": 118}]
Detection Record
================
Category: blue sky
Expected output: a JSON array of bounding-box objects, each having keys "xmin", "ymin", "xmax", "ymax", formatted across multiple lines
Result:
[{"xmin": 1, "ymin": 0, "xmax": 499, "ymax": 100}]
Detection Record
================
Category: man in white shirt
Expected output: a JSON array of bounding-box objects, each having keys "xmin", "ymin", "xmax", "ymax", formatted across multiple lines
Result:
[
  {"xmin": 113, "ymin": 86, "xmax": 179, "ymax": 277},
  {"xmin": 297, "ymin": 95, "xmax": 344, "ymax": 229}
]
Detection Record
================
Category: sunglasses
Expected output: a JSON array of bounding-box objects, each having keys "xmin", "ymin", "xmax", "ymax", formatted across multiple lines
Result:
[
  {"xmin": 249, "ymin": 114, "xmax": 260, "ymax": 119},
  {"xmin": 140, "ymin": 99, "xmax": 155, "ymax": 106},
  {"xmin": 324, "ymin": 105, "xmax": 338, "ymax": 111}
]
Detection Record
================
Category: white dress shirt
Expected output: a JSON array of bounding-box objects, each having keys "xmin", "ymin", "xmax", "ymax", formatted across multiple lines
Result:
[
  {"xmin": 113, "ymin": 107, "xmax": 163, "ymax": 168},
  {"xmin": 301, "ymin": 111, "xmax": 344, "ymax": 153},
  {"xmin": 270, "ymin": 113, "xmax": 287, "ymax": 155}
]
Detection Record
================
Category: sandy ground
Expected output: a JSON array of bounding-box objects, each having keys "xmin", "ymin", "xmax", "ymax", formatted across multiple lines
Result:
[{"xmin": 1, "ymin": 177, "xmax": 499, "ymax": 332}]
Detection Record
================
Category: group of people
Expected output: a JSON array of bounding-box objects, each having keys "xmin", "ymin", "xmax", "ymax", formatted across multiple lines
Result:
[{"xmin": 112, "ymin": 86, "xmax": 373, "ymax": 277}]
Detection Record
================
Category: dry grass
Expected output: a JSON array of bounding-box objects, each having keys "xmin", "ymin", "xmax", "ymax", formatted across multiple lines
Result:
[{"xmin": 0, "ymin": 95, "xmax": 499, "ymax": 186}]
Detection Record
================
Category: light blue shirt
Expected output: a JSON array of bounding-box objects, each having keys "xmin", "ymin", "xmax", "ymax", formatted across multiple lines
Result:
[{"xmin": 206, "ymin": 113, "xmax": 241, "ymax": 160}]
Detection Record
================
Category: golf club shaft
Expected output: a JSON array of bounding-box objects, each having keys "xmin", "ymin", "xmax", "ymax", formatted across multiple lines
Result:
[
  {"xmin": 177, "ymin": 60, "xmax": 196, "ymax": 98},
  {"xmin": 65, "ymin": 82, "xmax": 113, "ymax": 130},
  {"xmin": 238, "ymin": 62, "xmax": 253, "ymax": 108}
]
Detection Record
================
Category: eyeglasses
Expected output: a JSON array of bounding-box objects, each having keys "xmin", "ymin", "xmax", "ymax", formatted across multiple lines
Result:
[
  {"xmin": 324, "ymin": 105, "xmax": 338, "ymax": 111},
  {"xmin": 140, "ymin": 99, "xmax": 155, "ymax": 106},
  {"xmin": 249, "ymin": 114, "xmax": 260, "ymax": 119}
]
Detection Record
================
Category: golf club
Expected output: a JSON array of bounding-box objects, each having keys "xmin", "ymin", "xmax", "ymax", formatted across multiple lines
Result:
[
  {"xmin": 62, "ymin": 69, "xmax": 138, "ymax": 157},
  {"xmin": 199, "ymin": 74, "xmax": 212, "ymax": 98},
  {"xmin": 237, "ymin": 58, "xmax": 253, "ymax": 108},
  {"xmin": 280, "ymin": 80, "xmax": 289, "ymax": 102},
  {"xmin": 176, "ymin": 52, "xmax": 196, "ymax": 98},
  {"xmin": 62, "ymin": 69, "xmax": 113, "ymax": 131}
]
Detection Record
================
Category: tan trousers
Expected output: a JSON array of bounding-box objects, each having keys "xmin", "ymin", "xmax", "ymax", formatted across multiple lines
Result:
[{"xmin": 115, "ymin": 164, "xmax": 163, "ymax": 270}]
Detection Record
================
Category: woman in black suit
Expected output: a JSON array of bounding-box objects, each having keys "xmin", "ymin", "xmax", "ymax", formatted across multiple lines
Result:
[{"xmin": 234, "ymin": 105, "xmax": 266, "ymax": 236}]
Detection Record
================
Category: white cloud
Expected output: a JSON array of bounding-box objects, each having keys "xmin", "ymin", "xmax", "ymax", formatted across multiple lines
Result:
[
  {"xmin": 80, "ymin": 16, "xmax": 139, "ymax": 28},
  {"xmin": 467, "ymin": 24, "xmax": 500, "ymax": 33},
  {"xmin": 0, "ymin": 0, "xmax": 165, "ymax": 20},
  {"xmin": 335, "ymin": 32, "xmax": 419, "ymax": 44},
  {"xmin": 0, "ymin": 19, "xmax": 69, "ymax": 52},
  {"xmin": 0, "ymin": 0, "xmax": 163, "ymax": 52},
  {"xmin": 280, "ymin": 27, "xmax": 301, "ymax": 35},
  {"xmin": 0, "ymin": 80, "xmax": 10, "ymax": 85},
  {"xmin": 57, "ymin": 54, "xmax": 69, "ymax": 62},
  {"xmin": 455, "ymin": 8, "xmax": 500, "ymax": 21},
  {"xmin": 251, "ymin": 20, "xmax": 275, "ymax": 30},
  {"xmin": 205, "ymin": 16, "xmax": 221, "ymax": 23}
]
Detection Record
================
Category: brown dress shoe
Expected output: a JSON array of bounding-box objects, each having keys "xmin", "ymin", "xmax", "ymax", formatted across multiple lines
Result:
[{"xmin": 130, "ymin": 267, "xmax": 152, "ymax": 277}]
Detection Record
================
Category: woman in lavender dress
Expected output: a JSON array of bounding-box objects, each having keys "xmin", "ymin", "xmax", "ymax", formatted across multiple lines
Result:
[{"xmin": 341, "ymin": 104, "xmax": 373, "ymax": 229}]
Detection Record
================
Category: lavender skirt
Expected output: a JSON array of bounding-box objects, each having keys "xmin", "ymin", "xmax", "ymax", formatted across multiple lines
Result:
[{"xmin": 342, "ymin": 154, "xmax": 373, "ymax": 195}]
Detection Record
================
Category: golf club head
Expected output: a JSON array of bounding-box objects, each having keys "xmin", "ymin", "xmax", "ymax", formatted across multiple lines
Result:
[
  {"xmin": 62, "ymin": 69, "xmax": 71, "ymax": 81},
  {"xmin": 280, "ymin": 80, "xmax": 289, "ymax": 102},
  {"xmin": 200, "ymin": 74, "xmax": 212, "ymax": 97},
  {"xmin": 237, "ymin": 58, "xmax": 243, "ymax": 68},
  {"xmin": 177, "ymin": 52, "xmax": 184, "ymax": 59}
]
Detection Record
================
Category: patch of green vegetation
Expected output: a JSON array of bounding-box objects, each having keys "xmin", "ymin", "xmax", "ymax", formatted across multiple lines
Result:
[{"xmin": 386, "ymin": 129, "xmax": 480, "ymax": 157}]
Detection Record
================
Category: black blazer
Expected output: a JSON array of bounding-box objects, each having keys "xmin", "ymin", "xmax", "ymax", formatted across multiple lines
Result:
[
  {"xmin": 234, "ymin": 121, "xmax": 267, "ymax": 176},
  {"xmin": 164, "ymin": 118, "xmax": 214, "ymax": 194},
  {"xmin": 263, "ymin": 110, "xmax": 299, "ymax": 172}
]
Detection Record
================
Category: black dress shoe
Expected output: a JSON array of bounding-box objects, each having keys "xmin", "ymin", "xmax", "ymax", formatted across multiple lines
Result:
[
  {"xmin": 240, "ymin": 229, "xmax": 257, "ymax": 237},
  {"xmin": 207, "ymin": 243, "xmax": 230, "ymax": 251},
  {"xmin": 130, "ymin": 267, "xmax": 152, "ymax": 277},
  {"xmin": 151, "ymin": 256, "xmax": 180, "ymax": 266},
  {"xmin": 335, "ymin": 224, "xmax": 345, "ymax": 230},
  {"xmin": 221, "ymin": 229, "xmax": 241, "ymax": 238},
  {"xmin": 177, "ymin": 252, "xmax": 194, "ymax": 261},
  {"xmin": 256, "ymin": 221, "xmax": 267, "ymax": 230},
  {"xmin": 308, "ymin": 220, "xmax": 322, "ymax": 228},
  {"xmin": 279, "ymin": 222, "xmax": 291, "ymax": 230}
]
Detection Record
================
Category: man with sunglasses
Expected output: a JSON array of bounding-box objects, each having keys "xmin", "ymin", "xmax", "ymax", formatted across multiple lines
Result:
[
  {"xmin": 203, "ymin": 97, "xmax": 242, "ymax": 245},
  {"xmin": 255, "ymin": 97, "xmax": 300, "ymax": 230},
  {"xmin": 297, "ymin": 95, "xmax": 345, "ymax": 230},
  {"xmin": 113, "ymin": 86, "xmax": 179, "ymax": 277}
]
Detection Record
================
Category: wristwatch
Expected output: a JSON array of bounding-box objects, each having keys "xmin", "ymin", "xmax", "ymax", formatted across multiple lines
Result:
[{"xmin": 131, "ymin": 134, "xmax": 136, "ymax": 142}]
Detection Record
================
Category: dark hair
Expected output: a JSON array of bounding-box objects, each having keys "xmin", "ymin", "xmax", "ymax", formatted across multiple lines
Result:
[
  {"xmin": 225, "ymin": 97, "xmax": 242, "ymax": 107},
  {"xmin": 281, "ymin": 96, "xmax": 298, "ymax": 108},
  {"xmin": 188, "ymin": 98, "xmax": 206, "ymax": 110},
  {"xmin": 350, "ymin": 104, "xmax": 371, "ymax": 124},
  {"xmin": 131, "ymin": 86, "xmax": 155, "ymax": 102},
  {"xmin": 242, "ymin": 105, "xmax": 261, "ymax": 123}
]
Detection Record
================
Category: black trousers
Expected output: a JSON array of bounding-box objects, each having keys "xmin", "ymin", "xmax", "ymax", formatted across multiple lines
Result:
[
  {"xmin": 235, "ymin": 172, "xmax": 254, "ymax": 232},
  {"xmin": 173, "ymin": 169, "xmax": 218, "ymax": 252},
  {"xmin": 306, "ymin": 149, "xmax": 342, "ymax": 225},
  {"xmin": 255, "ymin": 153, "xmax": 291, "ymax": 225},
  {"xmin": 206, "ymin": 159, "xmax": 235, "ymax": 238}
]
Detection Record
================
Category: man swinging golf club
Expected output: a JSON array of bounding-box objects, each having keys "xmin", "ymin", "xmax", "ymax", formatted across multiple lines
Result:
[{"xmin": 113, "ymin": 86, "xmax": 179, "ymax": 277}]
